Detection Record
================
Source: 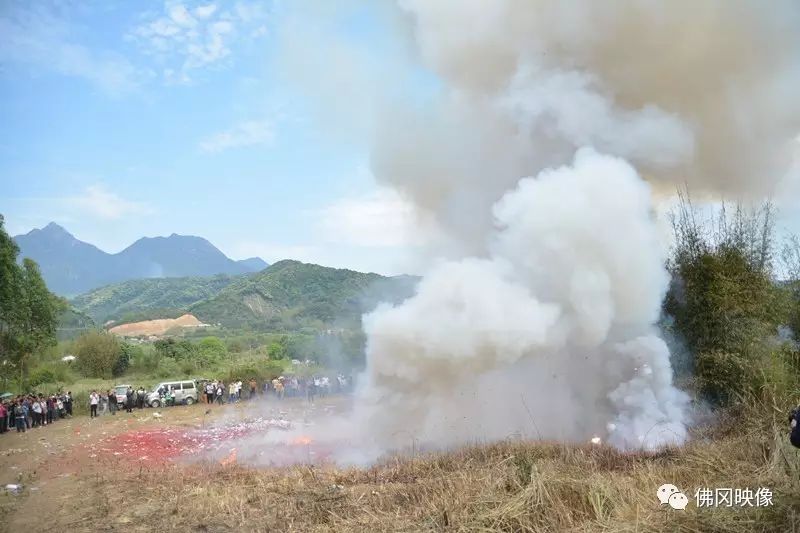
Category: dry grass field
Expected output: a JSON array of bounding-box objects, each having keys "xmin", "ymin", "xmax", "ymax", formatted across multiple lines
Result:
[{"xmin": 1, "ymin": 399, "xmax": 799, "ymax": 532}]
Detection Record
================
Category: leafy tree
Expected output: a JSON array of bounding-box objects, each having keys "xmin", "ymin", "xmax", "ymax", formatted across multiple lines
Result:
[
  {"xmin": 113, "ymin": 343, "xmax": 137, "ymax": 377},
  {"xmin": 75, "ymin": 331, "xmax": 122, "ymax": 379},
  {"xmin": 227, "ymin": 339, "xmax": 243, "ymax": 353},
  {"xmin": 17, "ymin": 259, "xmax": 63, "ymax": 370},
  {"xmin": 0, "ymin": 215, "xmax": 24, "ymax": 370},
  {"xmin": 199, "ymin": 337, "xmax": 227, "ymax": 359},
  {"xmin": 28, "ymin": 366, "xmax": 56, "ymax": 387},
  {"xmin": 154, "ymin": 338, "xmax": 178, "ymax": 358},
  {"xmin": 156, "ymin": 357, "xmax": 181, "ymax": 378},
  {"xmin": 267, "ymin": 335, "xmax": 289, "ymax": 361},
  {"xmin": 666, "ymin": 195, "xmax": 787, "ymax": 404},
  {"xmin": 0, "ymin": 215, "xmax": 62, "ymax": 385},
  {"xmin": 154, "ymin": 337, "xmax": 197, "ymax": 359}
]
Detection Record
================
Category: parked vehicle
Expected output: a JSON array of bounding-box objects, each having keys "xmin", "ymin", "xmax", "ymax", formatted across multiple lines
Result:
[
  {"xmin": 146, "ymin": 380, "xmax": 198, "ymax": 408},
  {"xmin": 113, "ymin": 384, "xmax": 132, "ymax": 407}
]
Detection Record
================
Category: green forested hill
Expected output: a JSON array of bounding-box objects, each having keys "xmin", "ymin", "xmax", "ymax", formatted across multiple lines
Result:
[
  {"xmin": 69, "ymin": 260, "xmax": 418, "ymax": 332},
  {"xmin": 71, "ymin": 274, "xmax": 241, "ymax": 324},
  {"xmin": 190, "ymin": 260, "xmax": 418, "ymax": 331}
]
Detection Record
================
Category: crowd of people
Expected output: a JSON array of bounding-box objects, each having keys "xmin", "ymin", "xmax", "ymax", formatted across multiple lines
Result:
[
  {"xmin": 0, "ymin": 392, "xmax": 74, "ymax": 433},
  {"xmin": 201, "ymin": 374, "xmax": 352, "ymax": 405},
  {"xmin": 0, "ymin": 374, "xmax": 354, "ymax": 433},
  {"xmin": 88, "ymin": 386, "xmax": 148, "ymax": 418}
]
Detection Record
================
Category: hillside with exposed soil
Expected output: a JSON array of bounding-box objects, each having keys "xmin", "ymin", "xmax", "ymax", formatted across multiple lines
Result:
[{"xmin": 108, "ymin": 313, "xmax": 204, "ymax": 337}]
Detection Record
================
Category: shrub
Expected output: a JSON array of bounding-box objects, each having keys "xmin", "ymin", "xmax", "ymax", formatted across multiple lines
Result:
[
  {"xmin": 694, "ymin": 350, "xmax": 751, "ymax": 404},
  {"xmin": 198, "ymin": 337, "xmax": 227, "ymax": 361},
  {"xmin": 225, "ymin": 359, "xmax": 285, "ymax": 382},
  {"xmin": 155, "ymin": 358, "xmax": 181, "ymax": 379},
  {"xmin": 75, "ymin": 331, "xmax": 122, "ymax": 379},
  {"xmin": 28, "ymin": 366, "xmax": 56, "ymax": 387},
  {"xmin": 113, "ymin": 343, "xmax": 138, "ymax": 377},
  {"xmin": 179, "ymin": 360, "xmax": 195, "ymax": 375}
]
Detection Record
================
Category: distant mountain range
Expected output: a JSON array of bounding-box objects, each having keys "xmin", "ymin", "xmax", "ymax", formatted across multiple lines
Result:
[
  {"xmin": 70, "ymin": 259, "xmax": 418, "ymax": 332},
  {"xmin": 14, "ymin": 222, "xmax": 268, "ymax": 296}
]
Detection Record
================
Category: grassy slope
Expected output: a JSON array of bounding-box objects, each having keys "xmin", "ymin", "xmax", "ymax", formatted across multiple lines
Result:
[
  {"xmin": 190, "ymin": 260, "xmax": 417, "ymax": 331},
  {"xmin": 70, "ymin": 274, "xmax": 242, "ymax": 324},
  {"xmin": 68, "ymin": 260, "xmax": 418, "ymax": 333}
]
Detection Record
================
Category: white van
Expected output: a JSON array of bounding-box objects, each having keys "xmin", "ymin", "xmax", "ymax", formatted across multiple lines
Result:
[{"xmin": 146, "ymin": 380, "xmax": 198, "ymax": 407}]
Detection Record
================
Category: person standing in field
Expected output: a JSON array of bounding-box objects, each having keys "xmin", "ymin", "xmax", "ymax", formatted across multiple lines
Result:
[
  {"xmin": 46, "ymin": 396, "xmax": 55, "ymax": 424},
  {"xmin": 137, "ymin": 386, "xmax": 146, "ymax": 409},
  {"xmin": 39, "ymin": 397, "xmax": 47, "ymax": 425},
  {"xmin": 22, "ymin": 397, "xmax": 31, "ymax": 429},
  {"xmin": 249, "ymin": 378, "xmax": 257, "ymax": 400},
  {"xmin": 107, "ymin": 390, "xmax": 117, "ymax": 415},
  {"xmin": 306, "ymin": 378, "xmax": 316, "ymax": 404},
  {"xmin": 31, "ymin": 396, "xmax": 42, "ymax": 427},
  {"xmin": 126, "ymin": 387, "xmax": 134, "ymax": 413},
  {"xmin": 216, "ymin": 381, "xmax": 224, "ymax": 404},
  {"xmin": 13, "ymin": 400, "xmax": 25, "ymax": 432},
  {"xmin": 89, "ymin": 390, "xmax": 99, "ymax": 418}
]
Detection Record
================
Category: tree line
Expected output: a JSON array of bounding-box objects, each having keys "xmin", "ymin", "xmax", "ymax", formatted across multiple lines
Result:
[{"xmin": 0, "ymin": 215, "xmax": 63, "ymax": 389}]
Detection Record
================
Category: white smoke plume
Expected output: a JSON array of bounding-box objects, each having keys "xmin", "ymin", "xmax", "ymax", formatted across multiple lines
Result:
[
  {"xmin": 352, "ymin": 149, "xmax": 687, "ymax": 453},
  {"xmin": 269, "ymin": 1, "xmax": 800, "ymax": 459},
  {"xmin": 372, "ymin": 0, "xmax": 800, "ymax": 251}
]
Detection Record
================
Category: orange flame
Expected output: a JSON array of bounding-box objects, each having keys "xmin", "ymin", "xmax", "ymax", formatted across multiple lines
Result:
[
  {"xmin": 291, "ymin": 436, "xmax": 312, "ymax": 446},
  {"xmin": 220, "ymin": 448, "xmax": 237, "ymax": 466}
]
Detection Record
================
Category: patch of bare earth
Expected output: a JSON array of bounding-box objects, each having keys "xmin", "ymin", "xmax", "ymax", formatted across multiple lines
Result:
[{"xmin": 108, "ymin": 313, "xmax": 202, "ymax": 337}]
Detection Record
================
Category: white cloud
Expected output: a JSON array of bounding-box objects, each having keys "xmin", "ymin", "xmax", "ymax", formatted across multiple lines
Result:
[
  {"xmin": 67, "ymin": 185, "xmax": 153, "ymax": 220},
  {"xmin": 199, "ymin": 120, "xmax": 274, "ymax": 153},
  {"xmin": 318, "ymin": 188, "xmax": 435, "ymax": 248},
  {"xmin": 195, "ymin": 5, "xmax": 218, "ymax": 19},
  {"xmin": 0, "ymin": 5, "xmax": 143, "ymax": 95},
  {"xmin": 129, "ymin": 1, "xmax": 268, "ymax": 83}
]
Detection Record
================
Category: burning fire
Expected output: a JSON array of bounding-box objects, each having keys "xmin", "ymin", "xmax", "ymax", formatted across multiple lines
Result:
[
  {"xmin": 220, "ymin": 448, "xmax": 237, "ymax": 466},
  {"xmin": 291, "ymin": 436, "xmax": 313, "ymax": 446}
]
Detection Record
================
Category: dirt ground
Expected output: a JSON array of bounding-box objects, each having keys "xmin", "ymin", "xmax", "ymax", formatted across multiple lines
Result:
[{"xmin": 0, "ymin": 396, "xmax": 344, "ymax": 532}]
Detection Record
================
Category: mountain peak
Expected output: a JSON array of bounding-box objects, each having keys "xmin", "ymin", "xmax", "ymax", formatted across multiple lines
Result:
[
  {"xmin": 44, "ymin": 221, "xmax": 65, "ymax": 231},
  {"xmin": 14, "ymin": 222, "xmax": 255, "ymax": 295},
  {"xmin": 237, "ymin": 257, "xmax": 269, "ymax": 272},
  {"xmin": 36, "ymin": 222, "xmax": 73, "ymax": 238}
]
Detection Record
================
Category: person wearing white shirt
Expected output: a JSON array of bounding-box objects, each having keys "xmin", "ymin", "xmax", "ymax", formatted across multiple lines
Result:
[
  {"xmin": 89, "ymin": 391, "xmax": 99, "ymax": 418},
  {"xmin": 32, "ymin": 397, "xmax": 42, "ymax": 427}
]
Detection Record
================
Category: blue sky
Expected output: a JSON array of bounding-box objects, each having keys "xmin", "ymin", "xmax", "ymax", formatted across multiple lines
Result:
[
  {"xmin": 5, "ymin": 2, "xmax": 798, "ymax": 279},
  {"xmin": 0, "ymin": 0, "xmax": 426, "ymax": 275}
]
